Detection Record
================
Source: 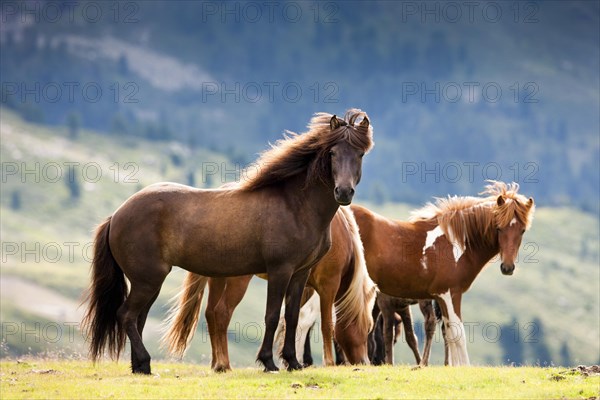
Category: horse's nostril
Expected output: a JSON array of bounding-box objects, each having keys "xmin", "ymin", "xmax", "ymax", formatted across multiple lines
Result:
[
  {"xmin": 334, "ymin": 187, "xmax": 340, "ymax": 196},
  {"xmin": 349, "ymin": 188, "xmax": 355, "ymax": 196}
]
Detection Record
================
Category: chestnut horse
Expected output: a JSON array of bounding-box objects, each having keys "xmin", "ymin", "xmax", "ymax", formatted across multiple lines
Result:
[
  {"xmin": 351, "ymin": 181, "xmax": 535, "ymax": 366},
  {"xmin": 82, "ymin": 110, "xmax": 373, "ymax": 374},
  {"xmin": 163, "ymin": 206, "xmax": 377, "ymax": 371}
]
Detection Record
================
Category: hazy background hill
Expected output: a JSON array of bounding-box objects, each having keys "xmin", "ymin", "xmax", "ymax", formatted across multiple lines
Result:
[
  {"xmin": 2, "ymin": 0, "xmax": 598, "ymax": 209},
  {"xmin": 1, "ymin": 0, "xmax": 599, "ymax": 367}
]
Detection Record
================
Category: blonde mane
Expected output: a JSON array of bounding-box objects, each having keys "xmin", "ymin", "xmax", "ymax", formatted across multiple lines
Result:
[
  {"xmin": 409, "ymin": 181, "xmax": 535, "ymax": 250},
  {"xmin": 238, "ymin": 109, "xmax": 374, "ymax": 191}
]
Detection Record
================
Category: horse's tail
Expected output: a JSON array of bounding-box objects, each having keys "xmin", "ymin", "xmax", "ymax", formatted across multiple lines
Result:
[
  {"xmin": 334, "ymin": 207, "xmax": 378, "ymax": 337},
  {"xmin": 81, "ymin": 216, "xmax": 128, "ymax": 362},
  {"xmin": 161, "ymin": 272, "xmax": 209, "ymax": 357}
]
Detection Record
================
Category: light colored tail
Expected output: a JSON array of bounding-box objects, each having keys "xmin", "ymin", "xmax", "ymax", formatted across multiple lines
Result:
[
  {"xmin": 335, "ymin": 206, "xmax": 378, "ymax": 336},
  {"xmin": 161, "ymin": 272, "xmax": 209, "ymax": 357}
]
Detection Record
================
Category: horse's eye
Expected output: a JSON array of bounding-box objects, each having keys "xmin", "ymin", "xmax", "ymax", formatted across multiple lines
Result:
[
  {"xmin": 521, "ymin": 229, "xmax": 525, "ymax": 234},
  {"xmin": 359, "ymin": 152, "xmax": 365, "ymax": 158},
  {"xmin": 329, "ymin": 150, "xmax": 335, "ymax": 156}
]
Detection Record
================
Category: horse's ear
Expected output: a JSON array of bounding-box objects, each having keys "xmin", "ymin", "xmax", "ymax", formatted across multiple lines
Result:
[
  {"xmin": 330, "ymin": 115, "xmax": 340, "ymax": 130},
  {"xmin": 527, "ymin": 197, "xmax": 534, "ymax": 207},
  {"xmin": 497, "ymin": 195, "xmax": 505, "ymax": 206},
  {"xmin": 359, "ymin": 116, "xmax": 370, "ymax": 129}
]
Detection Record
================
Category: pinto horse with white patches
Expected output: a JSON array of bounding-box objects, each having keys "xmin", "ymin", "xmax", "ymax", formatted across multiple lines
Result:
[{"xmin": 351, "ymin": 181, "xmax": 535, "ymax": 366}]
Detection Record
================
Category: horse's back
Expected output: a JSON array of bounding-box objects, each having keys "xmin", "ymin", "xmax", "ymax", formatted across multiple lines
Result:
[
  {"xmin": 108, "ymin": 182, "xmax": 265, "ymax": 276},
  {"xmin": 350, "ymin": 204, "xmax": 436, "ymax": 298}
]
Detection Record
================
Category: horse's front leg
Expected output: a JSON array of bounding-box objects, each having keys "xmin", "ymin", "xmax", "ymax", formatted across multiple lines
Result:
[
  {"xmin": 437, "ymin": 291, "xmax": 469, "ymax": 366},
  {"xmin": 257, "ymin": 269, "xmax": 293, "ymax": 372},
  {"xmin": 281, "ymin": 268, "xmax": 312, "ymax": 371}
]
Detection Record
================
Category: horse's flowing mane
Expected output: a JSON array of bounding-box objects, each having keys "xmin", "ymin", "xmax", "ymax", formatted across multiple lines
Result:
[
  {"xmin": 238, "ymin": 109, "xmax": 374, "ymax": 191},
  {"xmin": 409, "ymin": 181, "xmax": 535, "ymax": 249}
]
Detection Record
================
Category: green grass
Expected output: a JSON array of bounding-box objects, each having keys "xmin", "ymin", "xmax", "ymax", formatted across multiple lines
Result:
[{"xmin": 0, "ymin": 359, "xmax": 598, "ymax": 399}]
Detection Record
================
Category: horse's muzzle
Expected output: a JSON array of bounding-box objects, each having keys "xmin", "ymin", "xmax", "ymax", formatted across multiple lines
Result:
[
  {"xmin": 334, "ymin": 186, "xmax": 355, "ymax": 206},
  {"xmin": 500, "ymin": 263, "xmax": 515, "ymax": 275}
]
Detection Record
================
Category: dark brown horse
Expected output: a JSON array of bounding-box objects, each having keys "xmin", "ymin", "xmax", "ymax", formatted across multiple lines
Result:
[
  {"xmin": 368, "ymin": 294, "xmax": 436, "ymax": 366},
  {"xmin": 82, "ymin": 110, "xmax": 374, "ymax": 374},
  {"xmin": 351, "ymin": 181, "xmax": 535, "ymax": 365},
  {"xmin": 164, "ymin": 206, "xmax": 377, "ymax": 371}
]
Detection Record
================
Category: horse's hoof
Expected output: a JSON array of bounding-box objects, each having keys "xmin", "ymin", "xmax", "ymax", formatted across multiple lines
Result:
[
  {"xmin": 213, "ymin": 365, "xmax": 231, "ymax": 373},
  {"xmin": 259, "ymin": 358, "xmax": 279, "ymax": 373},
  {"xmin": 286, "ymin": 361, "xmax": 303, "ymax": 372},
  {"xmin": 132, "ymin": 364, "xmax": 151, "ymax": 375}
]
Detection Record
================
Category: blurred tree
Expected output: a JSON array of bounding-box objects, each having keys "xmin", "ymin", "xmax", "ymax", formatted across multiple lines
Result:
[
  {"xmin": 170, "ymin": 152, "xmax": 183, "ymax": 167},
  {"xmin": 370, "ymin": 181, "xmax": 389, "ymax": 205},
  {"xmin": 187, "ymin": 170, "xmax": 196, "ymax": 187},
  {"xmin": 65, "ymin": 165, "xmax": 81, "ymax": 202},
  {"xmin": 499, "ymin": 317, "xmax": 524, "ymax": 365},
  {"xmin": 66, "ymin": 112, "xmax": 81, "ymax": 139},
  {"xmin": 530, "ymin": 317, "xmax": 553, "ymax": 366},
  {"xmin": 118, "ymin": 54, "xmax": 129, "ymax": 76},
  {"xmin": 111, "ymin": 113, "xmax": 129, "ymax": 135},
  {"xmin": 559, "ymin": 341, "xmax": 572, "ymax": 367},
  {"xmin": 10, "ymin": 191, "xmax": 21, "ymax": 211}
]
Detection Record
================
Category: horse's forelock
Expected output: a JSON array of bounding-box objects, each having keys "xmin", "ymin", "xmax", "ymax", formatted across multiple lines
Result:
[{"xmin": 494, "ymin": 196, "xmax": 535, "ymax": 230}]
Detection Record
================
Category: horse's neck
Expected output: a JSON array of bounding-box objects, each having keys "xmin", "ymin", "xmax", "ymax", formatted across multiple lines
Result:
[
  {"xmin": 283, "ymin": 172, "xmax": 339, "ymax": 229},
  {"xmin": 460, "ymin": 237, "xmax": 499, "ymax": 290}
]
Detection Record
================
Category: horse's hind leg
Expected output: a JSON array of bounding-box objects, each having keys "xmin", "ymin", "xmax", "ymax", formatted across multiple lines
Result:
[
  {"xmin": 206, "ymin": 278, "xmax": 227, "ymax": 371},
  {"xmin": 398, "ymin": 306, "xmax": 421, "ymax": 365},
  {"xmin": 136, "ymin": 291, "xmax": 160, "ymax": 335},
  {"xmin": 378, "ymin": 296, "xmax": 396, "ymax": 365},
  {"xmin": 419, "ymin": 300, "xmax": 436, "ymax": 366},
  {"xmin": 207, "ymin": 275, "xmax": 252, "ymax": 372},
  {"xmin": 118, "ymin": 265, "xmax": 168, "ymax": 374},
  {"xmin": 319, "ymin": 288, "xmax": 337, "ymax": 366}
]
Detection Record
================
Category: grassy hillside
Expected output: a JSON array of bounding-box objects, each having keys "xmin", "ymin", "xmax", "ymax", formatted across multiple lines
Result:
[
  {"xmin": 1, "ymin": 109, "xmax": 598, "ymax": 367},
  {"xmin": 1, "ymin": 360, "xmax": 598, "ymax": 400}
]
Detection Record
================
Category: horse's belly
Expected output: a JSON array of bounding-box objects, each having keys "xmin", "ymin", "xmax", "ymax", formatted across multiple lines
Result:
[
  {"xmin": 170, "ymin": 246, "xmax": 266, "ymax": 278},
  {"xmin": 376, "ymin": 280, "xmax": 433, "ymax": 300}
]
